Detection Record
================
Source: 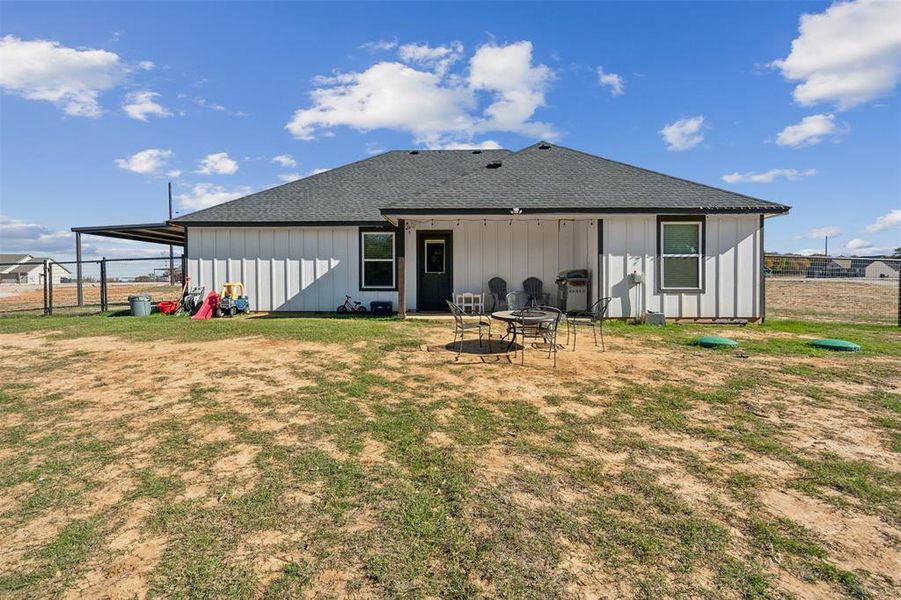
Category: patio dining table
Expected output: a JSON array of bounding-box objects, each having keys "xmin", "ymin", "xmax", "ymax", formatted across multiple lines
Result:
[{"xmin": 491, "ymin": 309, "xmax": 560, "ymax": 352}]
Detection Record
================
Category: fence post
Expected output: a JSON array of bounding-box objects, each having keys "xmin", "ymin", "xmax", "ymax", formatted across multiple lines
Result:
[
  {"xmin": 100, "ymin": 257, "xmax": 108, "ymax": 312},
  {"xmin": 897, "ymin": 268, "xmax": 900, "ymax": 327},
  {"xmin": 47, "ymin": 261, "xmax": 54, "ymax": 315},
  {"xmin": 76, "ymin": 232, "xmax": 84, "ymax": 306},
  {"xmin": 43, "ymin": 260, "xmax": 49, "ymax": 315},
  {"xmin": 181, "ymin": 254, "xmax": 187, "ymax": 286}
]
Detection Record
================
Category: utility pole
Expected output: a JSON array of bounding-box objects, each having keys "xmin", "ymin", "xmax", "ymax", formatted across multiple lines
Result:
[
  {"xmin": 168, "ymin": 181, "xmax": 174, "ymax": 285},
  {"xmin": 824, "ymin": 235, "xmax": 828, "ymax": 257}
]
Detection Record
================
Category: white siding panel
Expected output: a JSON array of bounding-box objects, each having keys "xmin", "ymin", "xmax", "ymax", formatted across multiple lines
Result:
[{"xmin": 186, "ymin": 215, "xmax": 761, "ymax": 318}]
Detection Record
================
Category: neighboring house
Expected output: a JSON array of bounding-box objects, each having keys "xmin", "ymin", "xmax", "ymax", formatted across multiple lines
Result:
[
  {"xmin": 865, "ymin": 259, "xmax": 901, "ymax": 279},
  {"xmin": 172, "ymin": 142, "xmax": 790, "ymax": 320},
  {"xmin": 0, "ymin": 254, "xmax": 71, "ymax": 285},
  {"xmin": 812, "ymin": 258, "xmax": 858, "ymax": 278}
]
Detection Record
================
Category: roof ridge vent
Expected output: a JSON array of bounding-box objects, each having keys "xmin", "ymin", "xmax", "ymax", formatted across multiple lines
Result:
[
  {"xmin": 486, "ymin": 160, "xmax": 502, "ymax": 169},
  {"xmin": 538, "ymin": 143, "xmax": 552, "ymax": 150},
  {"xmin": 409, "ymin": 150, "xmax": 420, "ymax": 155},
  {"xmin": 471, "ymin": 150, "xmax": 482, "ymax": 154}
]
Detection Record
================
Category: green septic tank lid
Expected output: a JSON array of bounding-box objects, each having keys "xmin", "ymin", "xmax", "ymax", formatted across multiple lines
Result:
[
  {"xmin": 694, "ymin": 336, "xmax": 739, "ymax": 349},
  {"xmin": 808, "ymin": 338, "xmax": 861, "ymax": 352}
]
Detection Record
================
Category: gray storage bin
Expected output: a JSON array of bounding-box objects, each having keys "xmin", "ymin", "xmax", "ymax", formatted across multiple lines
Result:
[{"xmin": 128, "ymin": 295, "xmax": 153, "ymax": 317}]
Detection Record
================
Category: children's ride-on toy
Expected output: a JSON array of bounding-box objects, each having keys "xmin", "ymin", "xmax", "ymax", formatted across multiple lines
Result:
[{"xmin": 216, "ymin": 282, "xmax": 250, "ymax": 317}]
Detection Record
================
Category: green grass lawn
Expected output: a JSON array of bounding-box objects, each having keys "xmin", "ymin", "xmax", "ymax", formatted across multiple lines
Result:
[{"xmin": 0, "ymin": 313, "xmax": 898, "ymax": 598}]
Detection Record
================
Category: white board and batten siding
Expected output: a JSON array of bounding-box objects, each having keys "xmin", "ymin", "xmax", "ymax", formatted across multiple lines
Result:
[
  {"xmin": 600, "ymin": 214, "xmax": 762, "ymax": 320},
  {"xmin": 404, "ymin": 217, "xmax": 598, "ymax": 312},
  {"xmin": 405, "ymin": 214, "xmax": 763, "ymax": 320},
  {"xmin": 185, "ymin": 227, "xmax": 397, "ymax": 312},
  {"xmin": 187, "ymin": 214, "xmax": 763, "ymax": 320}
]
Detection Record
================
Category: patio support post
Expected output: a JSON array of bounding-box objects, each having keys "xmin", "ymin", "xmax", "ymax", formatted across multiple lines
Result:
[
  {"xmin": 397, "ymin": 219, "xmax": 406, "ymax": 318},
  {"xmin": 75, "ymin": 232, "xmax": 83, "ymax": 306}
]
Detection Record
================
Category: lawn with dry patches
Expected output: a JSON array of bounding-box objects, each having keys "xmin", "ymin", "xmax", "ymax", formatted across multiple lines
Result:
[{"xmin": 0, "ymin": 313, "xmax": 898, "ymax": 598}]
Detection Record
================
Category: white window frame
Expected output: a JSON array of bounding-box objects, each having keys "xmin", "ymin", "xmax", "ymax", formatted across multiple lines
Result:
[
  {"xmin": 361, "ymin": 231, "xmax": 395, "ymax": 289},
  {"xmin": 424, "ymin": 239, "xmax": 446, "ymax": 274},
  {"xmin": 660, "ymin": 221, "xmax": 703, "ymax": 291}
]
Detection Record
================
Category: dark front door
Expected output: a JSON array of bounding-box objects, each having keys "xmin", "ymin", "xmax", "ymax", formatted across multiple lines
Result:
[{"xmin": 417, "ymin": 231, "xmax": 452, "ymax": 311}]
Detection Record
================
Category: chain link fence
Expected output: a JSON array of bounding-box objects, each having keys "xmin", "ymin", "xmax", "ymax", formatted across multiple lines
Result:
[
  {"xmin": 0, "ymin": 256, "xmax": 184, "ymax": 316},
  {"xmin": 764, "ymin": 254, "xmax": 900, "ymax": 326},
  {"xmin": 3, "ymin": 253, "xmax": 898, "ymax": 325}
]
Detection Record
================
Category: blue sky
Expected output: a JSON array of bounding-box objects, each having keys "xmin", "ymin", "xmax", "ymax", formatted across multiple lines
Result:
[{"xmin": 1, "ymin": 0, "xmax": 899, "ymax": 259}]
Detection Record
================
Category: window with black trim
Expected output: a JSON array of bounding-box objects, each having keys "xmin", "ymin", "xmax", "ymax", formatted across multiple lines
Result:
[
  {"xmin": 361, "ymin": 230, "xmax": 395, "ymax": 289},
  {"xmin": 660, "ymin": 221, "xmax": 702, "ymax": 290}
]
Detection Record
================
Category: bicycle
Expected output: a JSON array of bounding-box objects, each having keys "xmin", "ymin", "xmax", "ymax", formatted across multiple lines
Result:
[{"xmin": 336, "ymin": 294, "xmax": 368, "ymax": 313}]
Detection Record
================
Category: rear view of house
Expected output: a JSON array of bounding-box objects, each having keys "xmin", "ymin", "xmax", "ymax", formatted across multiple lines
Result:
[{"xmin": 173, "ymin": 142, "xmax": 789, "ymax": 320}]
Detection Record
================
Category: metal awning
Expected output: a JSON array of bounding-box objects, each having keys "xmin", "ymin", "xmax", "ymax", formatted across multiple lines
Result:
[{"xmin": 70, "ymin": 222, "xmax": 185, "ymax": 246}]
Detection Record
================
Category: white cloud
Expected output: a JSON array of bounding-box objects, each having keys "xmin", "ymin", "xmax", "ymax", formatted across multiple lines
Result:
[
  {"xmin": 138, "ymin": 60, "xmax": 155, "ymax": 71},
  {"xmin": 722, "ymin": 168, "xmax": 816, "ymax": 184},
  {"xmin": 191, "ymin": 96, "xmax": 248, "ymax": 117},
  {"xmin": 398, "ymin": 41, "xmax": 463, "ymax": 75},
  {"xmin": 794, "ymin": 226, "xmax": 842, "ymax": 240},
  {"xmin": 167, "ymin": 170, "xmax": 182, "ymax": 178},
  {"xmin": 843, "ymin": 238, "xmax": 894, "ymax": 255},
  {"xmin": 277, "ymin": 173, "xmax": 301, "ymax": 183},
  {"xmin": 429, "ymin": 139, "xmax": 504, "ymax": 150},
  {"xmin": 0, "ymin": 34, "xmax": 127, "ymax": 117},
  {"xmin": 114, "ymin": 148, "xmax": 173, "ymax": 175},
  {"xmin": 286, "ymin": 40, "xmax": 555, "ymax": 147},
  {"xmin": 176, "ymin": 183, "xmax": 252, "ymax": 210},
  {"xmin": 469, "ymin": 41, "xmax": 555, "ymax": 138},
  {"xmin": 845, "ymin": 238, "xmax": 872, "ymax": 250},
  {"xmin": 0, "ymin": 214, "xmax": 74, "ymax": 254},
  {"xmin": 271, "ymin": 154, "xmax": 297, "ymax": 168},
  {"xmin": 771, "ymin": 0, "xmax": 901, "ymax": 109},
  {"xmin": 794, "ymin": 248, "xmax": 823, "ymax": 256},
  {"xmin": 775, "ymin": 113, "xmax": 847, "ymax": 147},
  {"xmin": 196, "ymin": 152, "xmax": 238, "ymax": 175},
  {"xmin": 365, "ymin": 142, "xmax": 387, "ymax": 155},
  {"xmin": 306, "ymin": 168, "xmax": 330, "ymax": 176},
  {"xmin": 122, "ymin": 90, "xmax": 171, "ymax": 121},
  {"xmin": 596, "ymin": 66, "xmax": 624, "ymax": 96},
  {"xmin": 361, "ymin": 39, "xmax": 397, "ymax": 52},
  {"xmin": 0, "ymin": 214, "xmax": 166, "ymax": 259},
  {"xmin": 659, "ymin": 116, "xmax": 705, "ymax": 151},
  {"xmin": 865, "ymin": 209, "xmax": 901, "ymax": 232}
]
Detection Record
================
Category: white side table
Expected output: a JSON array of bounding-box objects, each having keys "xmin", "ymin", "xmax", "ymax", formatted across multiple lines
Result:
[{"xmin": 454, "ymin": 292, "xmax": 484, "ymax": 314}]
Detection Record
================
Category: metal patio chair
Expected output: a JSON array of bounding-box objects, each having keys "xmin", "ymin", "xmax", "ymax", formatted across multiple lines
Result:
[
  {"xmin": 511, "ymin": 305, "xmax": 563, "ymax": 367},
  {"xmin": 565, "ymin": 296, "xmax": 611, "ymax": 351},
  {"xmin": 488, "ymin": 277, "xmax": 508, "ymax": 311},
  {"xmin": 522, "ymin": 277, "xmax": 550, "ymax": 306},
  {"xmin": 446, "ymin": 299, "xmax": 491, "ymax": 356},
  {"xmin": 505, "ymin": 290, "xmax": 530, "ymax": 310}
]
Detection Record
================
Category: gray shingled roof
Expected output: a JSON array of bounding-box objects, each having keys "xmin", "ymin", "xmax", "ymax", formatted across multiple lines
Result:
[
  {"xmin": 173, "ymin": 149, "xmax": 510, "ymax": 224},
  {"xmin": 172, "ymin": 143, "xmax": 788, "ymax": 225},
  {"xmin": 385, "ymin": 142, "xmax": 789, "ymax": 214}
]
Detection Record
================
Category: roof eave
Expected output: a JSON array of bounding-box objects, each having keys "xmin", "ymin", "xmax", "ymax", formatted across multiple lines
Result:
[{"xmin": 381, "ymin": 206, "xmax": 790, "ymax": 216}]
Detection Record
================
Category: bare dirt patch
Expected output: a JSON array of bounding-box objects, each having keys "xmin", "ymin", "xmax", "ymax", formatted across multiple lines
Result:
[{"xmin": 766, "ymin": 278, "xmax": 898, "ymax": 325}]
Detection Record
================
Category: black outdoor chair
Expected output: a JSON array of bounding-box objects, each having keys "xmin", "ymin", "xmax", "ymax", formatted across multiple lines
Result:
[
  {"xmin": 446, "ymin": 299, "xmax": 491, "ymax": 356},
  {"xmin": 565, "ymin": 297, "xmax": 612, "ymax": 351},
  {"xmin": 505, "ymin": 291, "xmax": 530, "ymax": 310},
  {"xmin": 488, "ymin": 277, "xmax": 508, "ymax": 311},
  {"xmin": 522, "ymin": 277, "xmax": 550, "ymax": 306},
  {"xmin": 511, "ymin": 306, "xmax": 563, "ymax": 367}
]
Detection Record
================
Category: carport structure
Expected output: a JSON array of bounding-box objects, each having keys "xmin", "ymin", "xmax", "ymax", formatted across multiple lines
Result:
[{"xmin": 69, "ymin": 222, "xmax": 185, "ymax": 306}]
